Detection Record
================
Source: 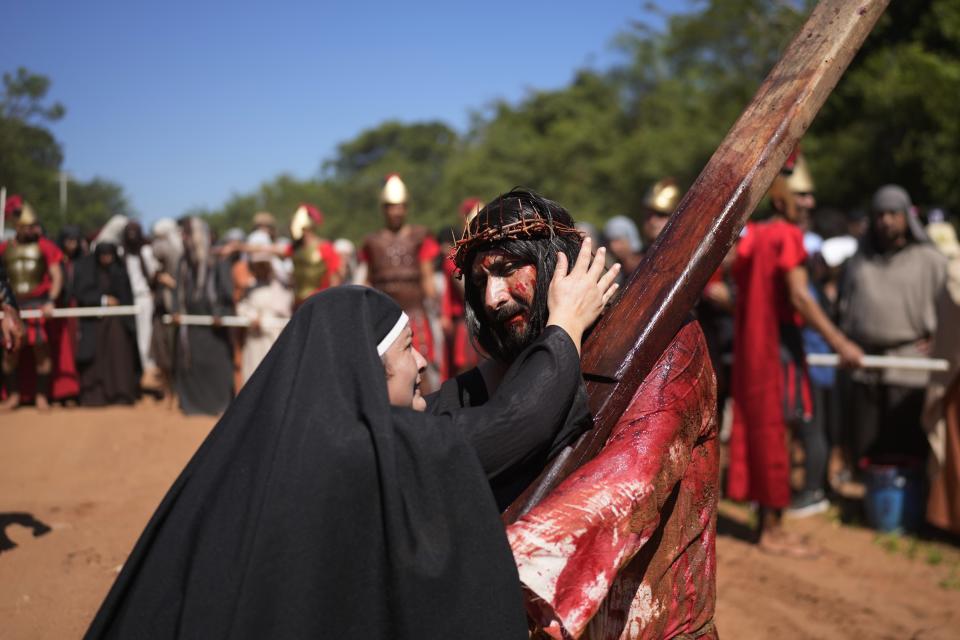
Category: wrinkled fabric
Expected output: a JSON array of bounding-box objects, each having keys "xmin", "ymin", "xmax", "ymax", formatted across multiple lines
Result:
[
  {"xmin": 508, "ymin": 321, "xmax": 718, "ymax": 639},
  {"xmin": 85, "ymin": 287, "xmax": 538, "ymax": 640}
]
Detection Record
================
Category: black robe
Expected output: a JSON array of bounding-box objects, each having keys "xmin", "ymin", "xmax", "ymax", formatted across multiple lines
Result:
[
  {"xmin": 427, "ymin": 361, "xmax": 591, "ymax": 511},
  {"xmin": 85, "ymin": 286, "xmax": 585, "ymax": 639},
  {"xmin": 73, "ymin": 254, "xmax": 138, "ymax": 405},
  {"xmin": 173, "ymin": 256, "xmax": 234, "ymax": 415}
]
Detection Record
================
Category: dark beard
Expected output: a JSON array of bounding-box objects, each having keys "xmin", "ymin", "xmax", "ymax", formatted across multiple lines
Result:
[{"xmin": 489, "ymin": 301, "xmax": 537, "ymax": 362}]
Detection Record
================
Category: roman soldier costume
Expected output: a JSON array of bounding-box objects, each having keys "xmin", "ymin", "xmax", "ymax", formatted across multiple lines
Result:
[
  {"xmin": 289, "ymin": 204, "xmax": 340, "ymax": 308},
  {"xmin": 0, "ymin": 201, "xmax": 63, "ymax": 406},
  {"xmin": 360, "ymin": 174, "xmax": 439, "ymax": 363}
]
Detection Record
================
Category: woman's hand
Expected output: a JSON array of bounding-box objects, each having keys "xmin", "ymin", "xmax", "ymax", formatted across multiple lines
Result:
[{"xmin": 546, "ymin": 237, "xmax": 620, "ymax": 353}]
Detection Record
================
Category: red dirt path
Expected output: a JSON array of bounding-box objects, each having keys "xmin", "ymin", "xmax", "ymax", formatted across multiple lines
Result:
[{"xmin": 1, "ymin": 404, "xmax": 958, "ymax": 638}]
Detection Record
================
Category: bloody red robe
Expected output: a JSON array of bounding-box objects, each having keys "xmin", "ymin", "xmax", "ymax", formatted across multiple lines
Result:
[
  {"xmin": 507, "ymin": 321, "xmax": 718, "ymax": 639},
  {"xmin": 727, "ymin": 219, "xmax": 810, "ymax": 509}
]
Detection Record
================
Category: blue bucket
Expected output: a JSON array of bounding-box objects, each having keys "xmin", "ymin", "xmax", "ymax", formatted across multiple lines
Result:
[{"xmin": 863, "ymin": 461, "xmax": 923, "ymax": 533}]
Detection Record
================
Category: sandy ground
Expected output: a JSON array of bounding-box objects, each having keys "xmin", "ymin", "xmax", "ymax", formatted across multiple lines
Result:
[{"xmin": 1, "ymin": 404, "xmax": 959, "ymax": 639}]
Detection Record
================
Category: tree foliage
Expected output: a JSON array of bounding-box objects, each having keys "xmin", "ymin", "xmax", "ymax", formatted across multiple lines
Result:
[
  {"xmin": 0, "ymin": 67, "xmax": 132, "ymax": 238},
  {"xmin": 11, "ymin": 0, "xmax": 958, "ymax": 243}
]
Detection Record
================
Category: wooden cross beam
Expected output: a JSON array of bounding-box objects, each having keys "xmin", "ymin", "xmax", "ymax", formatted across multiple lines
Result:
[{"xmin": 504, "ymin": 0, "xmax": 890, "ymax": 523}]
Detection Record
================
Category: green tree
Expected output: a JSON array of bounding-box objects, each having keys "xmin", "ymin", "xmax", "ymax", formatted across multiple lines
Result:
[
  {"xmin": 0, "ymin": 68, "xmax": 65, "ymax": 229},
  {"xmin": 806, "ymin": 0, "xmax": 960, "ymax": 211},
  {"xmin": 0, "ymin": 68, "xmax": 134, "ymax": 238}
]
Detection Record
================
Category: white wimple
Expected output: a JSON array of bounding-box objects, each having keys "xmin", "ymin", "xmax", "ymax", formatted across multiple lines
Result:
[{"xmin": 377, "ymin": 312, "xmax": 408, "ymax": 356}]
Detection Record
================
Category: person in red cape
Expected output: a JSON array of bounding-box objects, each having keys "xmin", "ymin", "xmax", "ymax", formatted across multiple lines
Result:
[
  {"xmin": 47, "ymin": 225, "xmax": 84, "ymax": 401},
  {"xmin": 440, "ymin": 197, "xmax": 484, "ymax": 380},
  {"xmin": 0, "ymin": 201, "xmax": 64, "ymax": 410},
  {"xmin": 727, "ymin": 172, "xmax": 863, "ymax": 556},
  {"xmin": 360, "ymin": 174, "xmax": 440, "ymax": 389},
  {"xmin": 288, "ymin": 203, "xmax": 342, "ymax": 309}
]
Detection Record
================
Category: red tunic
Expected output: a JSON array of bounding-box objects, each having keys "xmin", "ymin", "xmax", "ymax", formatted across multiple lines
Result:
[
  {"xmin": 727, "ymin": 219, "xmax": 809, "ymax": 509},
  {"xmin": 508, "ymin": 321, "xmax": 718, "ymax": 639},
  {"xmin": 441, "ymin": 255, "xmax": 480, "ymax": 379}
]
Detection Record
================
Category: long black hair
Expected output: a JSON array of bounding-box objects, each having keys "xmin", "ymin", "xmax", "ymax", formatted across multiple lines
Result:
[{"xmin": 461, "ymin": 189, "xmax": 582, "ymax": 363}]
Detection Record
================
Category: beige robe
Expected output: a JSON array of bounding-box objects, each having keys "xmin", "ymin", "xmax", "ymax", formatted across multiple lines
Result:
[
  {"xmin": 924, "ymin": 258, "xmax": 960, "ymax": 533},
  {"xmin": 236, "ymin": 280, "xmax": 293, "ymax": 385}
]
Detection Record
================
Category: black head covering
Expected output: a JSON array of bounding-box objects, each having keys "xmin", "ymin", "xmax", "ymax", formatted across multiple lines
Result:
[{"xmin": 86, "ymin": 286, "xmax": 527, "ymax": 639}]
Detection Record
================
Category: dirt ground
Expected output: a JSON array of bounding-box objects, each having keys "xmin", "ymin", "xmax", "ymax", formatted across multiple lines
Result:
[{"xmin": 1, "ymin": 404, "xmax": 958, "ymax": 639}]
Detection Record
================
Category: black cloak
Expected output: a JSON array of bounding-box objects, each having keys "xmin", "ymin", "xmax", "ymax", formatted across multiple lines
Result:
[{"xmin": 86, "ymin": 286, "xmax": 585, "ymax": 639}]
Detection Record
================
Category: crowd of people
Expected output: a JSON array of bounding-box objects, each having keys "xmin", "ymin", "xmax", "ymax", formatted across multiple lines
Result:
[
  {"xmin": 2, "ymin": 160, "xmax": 959, "ymax": 549},
  {"xmin": 3, "ymin": 161, "xmax": 960, "ymax": 637}
]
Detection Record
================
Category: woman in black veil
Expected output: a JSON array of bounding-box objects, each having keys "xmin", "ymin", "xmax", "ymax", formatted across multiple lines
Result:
[{"xmin": 86, "ymin": 242, "xmax": 617, "ymax": 639}]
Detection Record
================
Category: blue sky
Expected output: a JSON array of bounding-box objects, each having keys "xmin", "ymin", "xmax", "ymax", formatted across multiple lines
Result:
[{"xmin": 6, "ymin": 1, "xmax": 681, "ymax": 225}]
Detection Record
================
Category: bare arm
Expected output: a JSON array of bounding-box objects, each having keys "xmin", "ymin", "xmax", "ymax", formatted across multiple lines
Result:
[{"xmin": 785, "ymin": 265, "xmax": 862, "ymax": 366}]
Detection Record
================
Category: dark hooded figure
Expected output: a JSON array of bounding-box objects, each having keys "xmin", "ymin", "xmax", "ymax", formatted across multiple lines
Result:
[
  {"xmin": 84, "ymin": 280, "xmax": 613, "ymax": 640},
  {"xmin": 173, "ymin": 217, "xmax": 234, "ymax": 415},
  {"xmin": 57, "ymin": 224, "xmax": 86, "ymax": 305},
  {"xmin": 73, "ymin": 242, "xmax": 138, "ymax": 405}
]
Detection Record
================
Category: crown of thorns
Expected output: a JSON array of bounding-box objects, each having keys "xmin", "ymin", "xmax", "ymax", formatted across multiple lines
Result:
[{"xmin": 450, "ymin": 199, "xmax": 582, "ymax": 274}]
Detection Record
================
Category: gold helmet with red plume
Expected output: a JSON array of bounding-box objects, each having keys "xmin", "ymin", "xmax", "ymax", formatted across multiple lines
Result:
[
  {"xmin": 290, "ymin": 203, "xmax": 324, "ymax": 241},
  {"xmin": 17, "ymin": 203, "xmax": 39, "ymax": 227}
]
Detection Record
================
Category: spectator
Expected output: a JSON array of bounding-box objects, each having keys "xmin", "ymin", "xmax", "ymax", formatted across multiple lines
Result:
[
  {"xmin": 236, "ymin": 231, "xmax": 292, "ymax": 385},
  {"xmin": 73, "ymin": 242, "xmax": 138, "ymax": 406},
  {"xmin": 251, "ymin": 211, "xmax": 292, "ymax": 286},
  {"xmin": 924, "ymin": 251, "xmax": 960, "ymax": 534},
  {"xmin": 172, "ymin": 217, "xmax": 234, "ymax": 416},
  {"xmin": 122, "ymin": 221, "xmax": 161, "ymax": 390},
  {"xmin": 149, "ymin": 218, "xmax": 183, "ymax": 407},
  {"xmin": 637, "ymin": 177, "xmax": 681, "ymax": 249},
  {"xmin": 603, "ymin": 215, "xmax": 643, "ymax": 283},
  {"xmin": 839, "ymin": 185, "xmax": 948, "ymax": 468},
  {"xmin": 333, "ymin": 238, "xmax": 358, "ymax": 284},
  {"xmin": 49, "ymin": 225, "xmax": 84, "ymax": 402},
  {"xmin": 727, "ymin": 175, "xmax": 862, "ymax": 556}
]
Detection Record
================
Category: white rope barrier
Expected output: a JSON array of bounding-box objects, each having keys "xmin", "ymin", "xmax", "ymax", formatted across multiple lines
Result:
[
  {"xmin": 806, "ymin": 353, "xmax": 949, "ymax": 372},
  {"xmin": 722, "ymin": 352, "xmax": 950, "ymax": 372},
  {"xmin": 0, "ymin": 307, "xmax": 288, "ymax": 329},
  {"xmin": 4, "ymin": 305, "xmax": 138, "ymax": 319},
  {"xmin": 160, "ymin": 314, "xmax": 289, "ymax": 329},
  {"xmin": 0, "ymin": 307, "xmax": 953, "ymax": 372}
]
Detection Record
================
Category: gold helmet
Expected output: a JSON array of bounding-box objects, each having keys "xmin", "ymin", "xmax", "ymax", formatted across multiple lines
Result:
[
  {"xmin": 786, "ymin": 154, "xmax": 815, "ymax": 194},
  {"xmin": 380, "ymin": 173, "xmax": 408, "ymax": 205},
  {"xmin": 17, "ymin": 203, "xmax": 38, "ymax": 227},
  {"xmin": 643, "ymin": 178, "xmax": 680, "ymax": 216},
  {"xmin": 290, "ymin": 204, "xmax": 324, "ymax": 241}
]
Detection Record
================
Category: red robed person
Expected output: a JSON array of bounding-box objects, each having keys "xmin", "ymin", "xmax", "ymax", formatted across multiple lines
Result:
[{"xmin": 728, "ymin": 163, "xmax": 862, "ymax": 556}]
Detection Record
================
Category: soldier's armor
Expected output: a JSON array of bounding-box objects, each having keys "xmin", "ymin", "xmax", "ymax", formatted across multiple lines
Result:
[
  {"xmin": 366, "ymin": 226, "xmax": 427, "ymax": 312},
  {"xmin": 292, "ymin": 237, "xmax": 329, "ymax": 302},
  {"xmin": 4, "ymin": 241, "xmax": 46, "ymax": 298}
]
